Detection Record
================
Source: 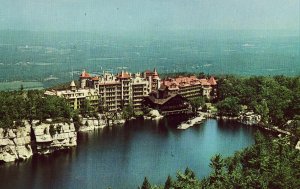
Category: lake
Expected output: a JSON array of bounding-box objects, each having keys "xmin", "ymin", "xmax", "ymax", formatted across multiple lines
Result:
[{"xmin": 0, "ymin": 117, "xmax": 257, "ymax": 189}]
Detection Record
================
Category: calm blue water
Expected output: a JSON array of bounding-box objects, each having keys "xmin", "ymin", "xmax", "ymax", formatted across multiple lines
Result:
[{"xmin": 0, "ymin": 118, "xmax": 257, "ymax": 189}]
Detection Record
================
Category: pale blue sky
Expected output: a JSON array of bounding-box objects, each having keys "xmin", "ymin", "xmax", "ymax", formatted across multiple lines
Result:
[{"xmin": 0, "ymin": 0, "xmax": 299, "ymax": 31}]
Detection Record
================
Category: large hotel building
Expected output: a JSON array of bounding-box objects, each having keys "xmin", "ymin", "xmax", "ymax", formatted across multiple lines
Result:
[
  {"xmin": 45, "ymin": 69, "xmax": 217, "ymax": 112},
  {"xmin": 45, "ymin": 69, "xmax": 160, "ymax": 111},
  {"xmin": 160, "ymin": 75, "xmax": 217, "ymax": 99}
]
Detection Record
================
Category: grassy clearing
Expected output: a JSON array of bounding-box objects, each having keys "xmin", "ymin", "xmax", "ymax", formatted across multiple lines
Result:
[{"xmin": 0, "ymin": 81, "xmax": 44, "ymax": 91}]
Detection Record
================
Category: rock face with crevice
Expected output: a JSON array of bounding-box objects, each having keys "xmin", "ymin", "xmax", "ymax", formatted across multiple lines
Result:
[
  {"xmin": 0, "ymin": 120, "xmax": 78, "ymax": 162},
  {"xmin": 0, "ymin": 121, "xmax": 33, "ymax": 163},
  {"xmin": 32, "ymin": 121, "xmax": 77, "ymax": 155}
]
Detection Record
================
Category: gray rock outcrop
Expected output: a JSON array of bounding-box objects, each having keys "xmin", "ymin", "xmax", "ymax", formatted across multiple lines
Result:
[
  {"xmin": 0, "ymin": 121, "xmax": 33, "ymax": 162},
  {"xmin": 238, "ymin": 111, "xmax": 261, "ymax": 125},
  {"xmin": 32, "ymin": 121, "xmax": 77, "ymax": 155},
  {"xmin": 144, "ymin": 109, "xmax": 164, "ymax": 120},
  {"xmin": 79, "ymin": 117, "xmax": 106, "ymax": 132}
]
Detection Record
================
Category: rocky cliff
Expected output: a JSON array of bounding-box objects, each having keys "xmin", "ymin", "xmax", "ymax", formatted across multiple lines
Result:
[
  {"xmin": 0, "ymin": 120, "xmax": 78, "ymax": 163},
  {"xmin": 0, "ymin": 121, "xmax": 33, "ymax": 162},
  {"xmin": 0, "ymin": 116, "xmax": 120, "ymax": 163},
  {"xmin": 32, "ymin": 121, "xmax": 77, "ymax": 155}
]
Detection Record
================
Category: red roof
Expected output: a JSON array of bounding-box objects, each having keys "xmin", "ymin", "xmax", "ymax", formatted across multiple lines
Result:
[
  {"xmin": 174, "ymin": 76, "xmax": 201, "ymax": 86},
  {"xmin": 161, "ymin": 75, "xmax": 204, "ymax": 89},
  {"xmin": 144, "ymin": 68, "xmax": 160, "ymax": 79},
  {"xmin": 80, "ymin": 70, "xmax": 91, "ymax": 78},
  {"xmin": 91, "ymin": 76, "xmax": 99, "ymax": 81},
  {"xmin": 199, "ymin": 79, "xmax": 211, "ymax": 86},
  {"xmin": 208, "ymin": 76, "xmax": 217, "ymax": 85},
  {"xmin": 117, "ymin": 71, "xmax": 131, "ymax": 79}
]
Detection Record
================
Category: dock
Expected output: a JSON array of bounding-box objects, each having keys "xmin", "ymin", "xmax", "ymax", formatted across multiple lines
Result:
[{"xmin": 177, "ymin": 114, "xmax": 205, "ymax": 130}]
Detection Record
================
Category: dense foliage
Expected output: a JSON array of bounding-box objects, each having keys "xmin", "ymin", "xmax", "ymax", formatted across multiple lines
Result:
[
  {"xmin": 122, "ymin": 104, "xmax": 136, "ymax": 120},
  {"xmin": 216, "ymin": 97, "xmax": 241, "ymax": 116},
  {"xmin": 216, "ymin": 75, "xmax": 300, "ymax": 127},
  {"xmin": 202, "ymin": 133, "xmax": 300, "ymax": 189},
  {"xmin": 140, "ymin": 133, "xmax": 300, "ymax": 189},
  {"xmin": 189, "ymin": 97, "xmax": 205, "ymax": 114},
  {"xmin": 0, "ymin": 90, "xmax": 71, "ymax": 128}
]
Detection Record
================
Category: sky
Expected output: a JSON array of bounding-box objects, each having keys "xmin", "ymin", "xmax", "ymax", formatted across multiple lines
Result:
[{"xmin": 0, "ymin": 0, "xmax": 299, "ymax": 32}]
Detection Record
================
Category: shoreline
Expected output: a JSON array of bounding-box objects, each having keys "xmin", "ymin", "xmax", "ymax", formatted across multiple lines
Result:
[
  {"xmin": 215, "ymin": 114, "xmax": 293, "ymax": 137},
  {"xmin": 0, "ymin": 112, "xmax": 297, "ymax": 164}
]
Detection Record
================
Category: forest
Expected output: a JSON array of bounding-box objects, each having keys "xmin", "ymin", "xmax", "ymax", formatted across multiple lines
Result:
[
  {"xmin": 215, "ymin": 75, "xmax": 300, "ymax": 139},
  {"xmin": 0, "ymin": 90, "xmax": 71, "ymax": 128}
]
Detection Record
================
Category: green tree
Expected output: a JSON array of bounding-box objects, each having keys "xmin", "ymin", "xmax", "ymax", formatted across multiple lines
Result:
[
  {"xmin": 122, "ymin": 104, "xmax": 135, "ymax": 120},
  {"xmin": 81, "ymin": 99, "xmax": 93, "ymax": 117},
  {"xmin": 288, "ymin": 77, "xmax": 300, "ymax": 118},
  {"xmin": 184, "ymin": 167, "xmax": 196, "ymax": 179},
  {"xmin": 263, "ymin": 80, "xmax": 292, "ymax": 126},
  {"xmin": 72, "ymin": 110, "xmax": 82, "ymax": 131},
  {"xmin": 216, "ymin": 97, "xmax": 241, "ymax": 116},
  {"xmin": 141, "ymin": 177, "xmax": 151, "ymax": 189},
  {"xmin": 164, "ymin": 175, "xmax": 173, "ymax": 189},
  {"xmin": 255, "ymin": 99, "xmax": 269, "ymax": 124},
  {"xmin": 0, "ymin": 90, "xmax": 72, "ymax": 128},
  {"xmin": 210, "ymin": 154, "xmax": 224, "ymax": 177},
  {"xmin": 0, "ymin": 114, "xmax": 13, "ymax": 129},
  {"xmin": 189, "ymin": 97, "xmax": 205, "ymax": 113},
  {"xmin": 290, "ymin": 115, "xmax": 300, "ymax": 138}
]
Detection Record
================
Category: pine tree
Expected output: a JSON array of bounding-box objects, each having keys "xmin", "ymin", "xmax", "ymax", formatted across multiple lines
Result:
[
  {"xmin": 184, "ymin": 167, "xmax": 196, "ymax": 179},
  {"xmin": 164, "ymin": 175, "xmax": 172, "ymax": 189},
  {"xmin": 141, "ymin": 177, "xmax": 151, "ymax": 189}
]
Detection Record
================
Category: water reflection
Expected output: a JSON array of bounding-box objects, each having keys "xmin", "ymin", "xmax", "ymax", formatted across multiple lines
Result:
[{"xmin": 0, "ymin": 118, "xmax": 257, "ymax": 189}]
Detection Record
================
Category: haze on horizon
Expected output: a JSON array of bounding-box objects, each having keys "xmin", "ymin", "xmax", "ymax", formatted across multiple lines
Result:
[{"xmin": 0, "ymin": 0, "xmax": 299, "ymax": 33}]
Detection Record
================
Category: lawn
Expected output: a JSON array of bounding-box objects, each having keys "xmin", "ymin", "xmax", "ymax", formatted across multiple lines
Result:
[{"xmin": 0, "ymin": 81, "xmax": 44, "ymax": 91}]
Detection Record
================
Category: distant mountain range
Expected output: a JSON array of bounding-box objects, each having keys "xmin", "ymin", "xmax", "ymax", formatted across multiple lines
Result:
[{"xmin": 0, "ymin": 30, "xmax": 299, "ymax": 90}]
